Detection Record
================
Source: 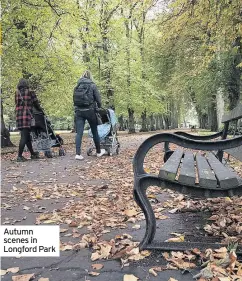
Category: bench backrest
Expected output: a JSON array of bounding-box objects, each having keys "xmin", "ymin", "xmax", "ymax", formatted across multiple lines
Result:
[
  {"xmin": 222, "ymin": 103, "xmax": 242, "ymax": 123},
  {"xmin": 221, "ymin": 103, "xmax": 242, "ymax": 161}
]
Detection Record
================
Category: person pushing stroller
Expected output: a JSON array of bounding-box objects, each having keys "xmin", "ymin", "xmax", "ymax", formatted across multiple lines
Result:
[{"xmin": 73, "ymin": 70, "xmax": 105, "ymax": 160}]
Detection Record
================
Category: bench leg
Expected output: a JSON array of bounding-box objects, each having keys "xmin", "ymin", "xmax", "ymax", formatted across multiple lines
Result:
[{"xmin": 134, "ymin": 176, "xmax": 156, "ymax": 249}]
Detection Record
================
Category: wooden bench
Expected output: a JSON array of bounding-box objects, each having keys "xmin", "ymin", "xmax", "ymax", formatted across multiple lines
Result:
[{"xmin": 133, "ymin": 103, "xmax": 242, "ymax": 251}]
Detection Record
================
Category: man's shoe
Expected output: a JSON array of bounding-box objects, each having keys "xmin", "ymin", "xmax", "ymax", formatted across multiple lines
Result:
[
  {"xmin": 97, "ymin": 149, "xmax": 106, "ymax": 157},
  {"xmin": 17, "ymin": 156, "xmax": 27, "ymax": 162},
  {"xmin": 31, "ymin": 152, "xmax": 40, "ymax": 159},
  {"xmin": 75, "ymin": 155, "xmax": 84, "ymax": 160}
]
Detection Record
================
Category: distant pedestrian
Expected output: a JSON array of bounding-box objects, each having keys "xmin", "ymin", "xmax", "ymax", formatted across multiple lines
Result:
[
  {"xmin": 73, "ymin": 70, "xmax": 105, "ymax": 160},
  {"xmin": 15, "ymin": 78, "xmax": 42, "ymax": 162}
]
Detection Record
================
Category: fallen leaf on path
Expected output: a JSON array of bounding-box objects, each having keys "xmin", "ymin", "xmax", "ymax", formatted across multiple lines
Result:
[
  {"xmin": 69, "ymin": 221, "xmax": 78, "ymax": 227},
  {"xmin": 1, "ymin": 270, "xmax": 7, "ymax": 276},
  {"xmin": 124, "ymin": 209, "xmax": 138, "ymax": 217},
  {"xmin": 91, "ymin": 264, "xmax": 104, "ymax": 270},
  {"xmin": 123, "ymin": 274, "xmax": 138, "ymax": 281},
  {"xmin": 23, "ymin": 206, "xmax": 30, "ymax": 211},
  {"xmin": 12, "ymin": 273, "xmax": 35, "ymax": 281},
  {"xmin": 60, "ymin": 244, "xmax": 73, "ymax": 251},
  {"xmin": 43, "ymin": 220, "xmax": 56, "ymax": 224},
  {"xmin": 168, "ymin": 278, "xmax": 178, "ymax": 281},
  {"xmin": 60, "ymin": 229, "xmax": 68, "ymax": 233},
  {"xmin": 38, "ymin": 278, "xmax": 50, "ymax": 281},
  {"xmin": 165, "ymin": 236, "xmax": 184, "ymax": 242},
  {"xmin": 132, "ymin": 224, "xmax": 141, "ymax": 229},
  {"xmin": 148, "ymin": 268, "xmax": 157, "ymax": 276},
  {"xmin": 168, "ymin": 208, "xmax": 178, "ymax": 214},
  {"xmin": 7, "ymin": 267, "xmax": 19, "ymax": 273},
  {"xmin": 88, "ymin": 271, "xmax": 100, "ymax": 276},
  {"xmin": 91, "ymin": 252, "xmax": 100, "ymax": 261}
]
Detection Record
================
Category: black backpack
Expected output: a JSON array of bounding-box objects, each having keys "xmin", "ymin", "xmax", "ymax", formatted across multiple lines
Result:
[{"xmin": 73, "ymin": 82, "xmax": 93, "ymax": 107}]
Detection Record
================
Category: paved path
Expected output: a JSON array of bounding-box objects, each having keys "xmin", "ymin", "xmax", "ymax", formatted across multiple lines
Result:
[{"xmin": 1, "ymin": 133, "xmax": 205, "ymax": 281}]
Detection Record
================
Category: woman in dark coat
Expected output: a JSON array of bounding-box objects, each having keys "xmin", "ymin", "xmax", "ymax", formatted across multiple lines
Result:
[{"xmin": 15, "ymin": 78, "xmax": 42, "ymax": 162}]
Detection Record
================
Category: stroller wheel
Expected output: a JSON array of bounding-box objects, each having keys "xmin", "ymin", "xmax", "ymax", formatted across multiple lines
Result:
[
  {"xmin": 87, "ymin": 148, "xmax": 93, "ymax": 156},
  {"xmin": 45, "ymin": 150, "xmax": 53, "ymax": 158},
  {"xmin": 59, "ymin": 148, "xmax": 65, "ymax": 156}
]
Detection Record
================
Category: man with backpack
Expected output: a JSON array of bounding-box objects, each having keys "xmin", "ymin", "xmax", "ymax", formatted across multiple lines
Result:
[{"xmin": 73, "ymin": 70, "xmax": 105, "ymax": 160}]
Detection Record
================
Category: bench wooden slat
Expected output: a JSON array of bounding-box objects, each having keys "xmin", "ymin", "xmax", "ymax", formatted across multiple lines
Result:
[
  {"xmin": 196, "ymin": 153, "xmax": 217, "ymax": 188},
  {"xmin": 206, "ymin": 153, "xmax": 239, "ymax": 189},
  {"xmin": 178, "ymin": 151, "xmax": 196, "ymax": 185},
  {"xmin": 159, "ymin": 149, "xmax": 183, "ymax": 181}
]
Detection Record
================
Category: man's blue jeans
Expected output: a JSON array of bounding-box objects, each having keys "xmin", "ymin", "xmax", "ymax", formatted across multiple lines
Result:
[{"xmin": 75, "ymin": 109, "xmax": 101, "ymax": 155}]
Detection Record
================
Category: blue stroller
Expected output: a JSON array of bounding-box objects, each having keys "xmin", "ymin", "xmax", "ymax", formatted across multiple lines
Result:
[{"xmin": 87, "ymin": 108, "xmax": 120, "ymax": 156}]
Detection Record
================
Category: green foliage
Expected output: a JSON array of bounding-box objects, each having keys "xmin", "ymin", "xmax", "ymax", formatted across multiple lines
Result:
[{"xmin": 2, "ymin": 0, "xmax": 241, "ymax": 127}]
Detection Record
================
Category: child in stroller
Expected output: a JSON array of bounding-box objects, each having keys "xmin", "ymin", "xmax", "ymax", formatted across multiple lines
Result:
[
  {"xmin": 87, "ymin": 108, "xmax": 120, "ymax": 156},
  {"xmin": 30, "ymin": 107, "xmax": 65, "ymax": 158}
]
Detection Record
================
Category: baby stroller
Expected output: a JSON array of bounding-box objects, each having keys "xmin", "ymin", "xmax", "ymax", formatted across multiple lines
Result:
[
  {"xmin": 30, "ymin": 108, "xmax": 65, "ymax": 158},
  {"xmin": 87, "ymin": 108, "xmax": 120, "ymax": 156}
]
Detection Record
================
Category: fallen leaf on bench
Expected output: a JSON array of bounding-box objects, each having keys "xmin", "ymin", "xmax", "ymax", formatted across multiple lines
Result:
[{"xmin": 123, "ymin": 274, "xmax": 138, "ymax": 281}]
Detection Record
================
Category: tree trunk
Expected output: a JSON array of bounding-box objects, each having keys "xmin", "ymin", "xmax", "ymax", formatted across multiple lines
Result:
[
  {"xmin": 1, "ymin": 100, "xmax": 14, "ymax": 147},
  {"xmin": 149, "ymin": 114, "xmax": 155, "ymax": 131},
  {"xmin": 118, "ymin": 115, "xmax": 125, "ymax": 131},
  {"xmin": 128, "ymin": 108, "xmax": 135, "ymax": 134},
  {"xmin": 216, "ymin": 89, "xmax": 224, "ymax": 129},
  {"xmin": 140, "ymin": 109, "xmax": 148, "ymax": 132},
  {"xmin": 208, "ymin": 95, "xmax": 218, "ymax": 132},
  {"xmin": 159, "ymin": 115, "xmax": 164, "ymax": 129},
  {"xmin": 227, "ymin": 37, "xmax": 241, "ymax": 110},
  {"xmin": 155, "ymin": 115, "xmax": 160, "ymax": 130},
  {"xmin": 198, "ymin": 112, "xmax": 208, "ymax": 129},
  {"xmin": 163, "ymin": 115, "xmax": 169, "ymax": 130}
]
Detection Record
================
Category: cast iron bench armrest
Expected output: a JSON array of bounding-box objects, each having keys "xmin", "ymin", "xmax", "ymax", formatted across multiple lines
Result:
[
  {"xmin": 133, "ymin": 133, "xmax": 242, "ymax": 177},
  {"xmin": 174, "ymin": 130, "xmax": 224, "ymax": 140}
]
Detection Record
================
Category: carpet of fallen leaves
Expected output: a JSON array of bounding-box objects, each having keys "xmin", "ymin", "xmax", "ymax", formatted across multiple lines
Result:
[{"xmin": 1, "ymin": 137, "xmax": 242, "ymax": 281}]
